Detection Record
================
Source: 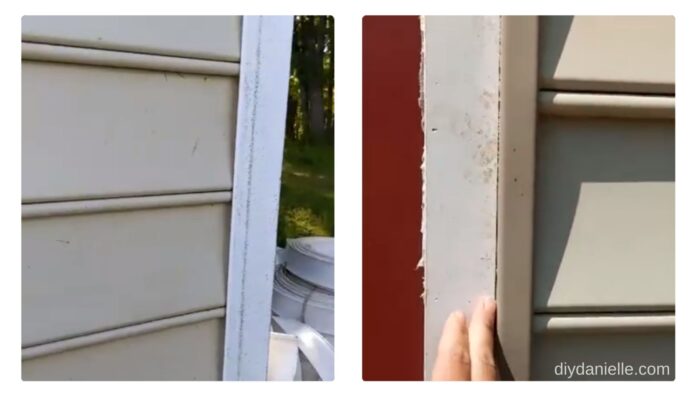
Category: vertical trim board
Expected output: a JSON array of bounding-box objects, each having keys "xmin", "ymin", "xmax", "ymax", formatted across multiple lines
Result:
[
  {"xmin": 496, "ymin": 16, "xmax": 539, "ymax": 381},
  {"xmin": 422, "ymin": 16, "xmax": 501, "ymax": 378},
  {"xmin": 222, "ymin": 16, "xmax": 294, "ymax": 381}
]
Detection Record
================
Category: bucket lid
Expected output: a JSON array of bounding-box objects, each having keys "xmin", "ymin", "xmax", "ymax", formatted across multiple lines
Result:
[
  {"xmin": 283, "ymin": 237, "xmax": 334, "ymax": 290},
  {"xmin": 272, "ymin": 267, "xmax": 334, "ymax": 336},
  {"xmin": 286, "ymin": 237, "xmax": 334, "ymax": 264}
]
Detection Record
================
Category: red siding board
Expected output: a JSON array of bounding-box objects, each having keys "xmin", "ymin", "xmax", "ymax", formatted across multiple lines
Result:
[{"xmin": 362, "ymin": 16, "xmax": 424, "ymax": 381}]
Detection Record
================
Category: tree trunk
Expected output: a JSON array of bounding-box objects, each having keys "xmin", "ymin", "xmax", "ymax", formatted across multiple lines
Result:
[{"xmin": 307, "ymin": 86, "xmax": 325, "ymax": 142}]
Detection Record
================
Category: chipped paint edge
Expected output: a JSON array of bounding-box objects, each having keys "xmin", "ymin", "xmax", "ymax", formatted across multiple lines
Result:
[{"xmin": 418, "ymin": 16, "xmax": 426, "ymax": 304}]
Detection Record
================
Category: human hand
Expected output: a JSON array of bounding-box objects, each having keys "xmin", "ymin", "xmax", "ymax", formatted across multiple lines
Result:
[{"xmin": 431, "ymin": 296, "xmax": 499, "ymax": 381}]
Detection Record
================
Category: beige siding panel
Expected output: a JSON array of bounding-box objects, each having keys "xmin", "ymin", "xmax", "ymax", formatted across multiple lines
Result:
[
  {"xmin": 22, "ymin": 16, "xmax": 242, "ymax": 62},
  {"xmin": 532, "ymin": 330, "xmax": 674, "ymax": 380},
  {"xmin": 539, "ymin": 16, "xmax": 675, "ymax": 94},
  {"xmin": 22, "ymin": 204, "xmax": 229, "ymax": 347},
  {"xmin": 23, "ymin": 318, "xmax": 224, "ymax": 381},
  {"xmin": 22, "ymin": 61, "xmax": 236, "ymax": 202},
  {"xmin": 534, "ymin": 117, "xmax": 675, "ymax": 312}
]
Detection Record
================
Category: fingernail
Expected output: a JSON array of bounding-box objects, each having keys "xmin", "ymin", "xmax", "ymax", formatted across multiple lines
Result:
[
  {"xmin": 450, "ymin": 310, "xmax": 466, "ymax": 322},
  {"xmin": 479, "ymin": 295, "xmax": 495, "ymax": 307}
]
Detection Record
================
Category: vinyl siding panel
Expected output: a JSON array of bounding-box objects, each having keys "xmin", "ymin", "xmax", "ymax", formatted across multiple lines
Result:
[
  {"xmin": 22, "ymin": 203, "xmax": 230, "ymax": 347},
  {"xmin": 498, "ymin": 16, "xmax": 675, "ymax": 380},
  {"xmin": 532, "ymin": 331, "xmax": 674, "ymax": 380},
  {"xmin": 539, "ymin": 16, "xmax": 675, "ymax": 94},
  {"xmin": 23, "ymin": 318, "xmax": 224, "ymax": 381},
  {"xmin": 22, "ymin": 61, "xmax": 236, "ymax": 202},
  {"xmin": 22, "ymin": 16, "xmax": 242, "ymax": 381},
  {"xmin": 533, "ymin": 117, "xmax": 675, "ymax": 311},
  {"xmin": 22, "ymin": 16, "xmax": 242, "ymax": 62}
]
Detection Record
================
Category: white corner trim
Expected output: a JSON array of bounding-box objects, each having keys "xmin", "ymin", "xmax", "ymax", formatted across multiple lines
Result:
[
  {"xmin": 222, "ymin": 15, "xmax": 294, "ymax": 381},
  {"xmin": 422, "ymin": 16, "xmax": 501, "ymax": 378}
]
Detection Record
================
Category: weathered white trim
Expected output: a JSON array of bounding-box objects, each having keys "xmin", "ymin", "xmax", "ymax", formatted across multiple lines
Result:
[
  {"xmin": 539, "ymin": 91, "xmax": 675, "ymax": 119},
  {"xmin": 22, "ymin": 191, "xmax": 231, "ymax": 218},
  {"xmin": 422, "ymin": 16, "xmax": 501, "ymax": 378},
  {"xmin": 23, "ymin": 308, "xmax": 225, "ymax": 360},
  {"xmin": 222, "ymin": 16, "xmax": 294, "ymax": 381},
  {"xmin": 533, "ymin": 314, "xmax": 675, "ymax": 334},
  {"xmin": 23, "ymin": 42, "xmax": 240, "ymax": 76}
]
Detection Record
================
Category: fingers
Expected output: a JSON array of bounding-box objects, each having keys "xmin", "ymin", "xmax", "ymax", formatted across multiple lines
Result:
[
  {"xmin": 468, "ymin": 296, "xmax": 498, "ymax": 381},
  {"xmin": 431, "ymin": 311, "xmax": 471, "ymax": 381},
  {"xmin": 431, "ymin": 297, "xmax": 499, "ymax": 381}
]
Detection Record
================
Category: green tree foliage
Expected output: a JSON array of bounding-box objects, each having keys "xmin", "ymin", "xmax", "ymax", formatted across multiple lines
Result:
[
  {"xmin": 278, "ymin": 16, "xmax": 334, "ymax": 246},
  {"xmin": 286, "ymin": 16, "xmax": 334, "ymax": 144}
]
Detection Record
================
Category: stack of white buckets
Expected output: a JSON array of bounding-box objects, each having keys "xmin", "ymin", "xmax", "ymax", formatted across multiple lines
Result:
[{"xmin": 268, "ymin": 237, "xmax": 334, "ymax": 381}]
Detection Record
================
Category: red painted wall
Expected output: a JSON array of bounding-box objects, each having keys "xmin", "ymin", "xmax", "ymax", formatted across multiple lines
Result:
[{"xmin": 362, "ymin": 16, "xmax": 424, "ymax": 381}]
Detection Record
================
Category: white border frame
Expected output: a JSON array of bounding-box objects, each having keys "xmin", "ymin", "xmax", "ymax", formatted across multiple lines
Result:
[{"xmin": 222, "ymin": 15, "xmax": 294, "ymax": 381}]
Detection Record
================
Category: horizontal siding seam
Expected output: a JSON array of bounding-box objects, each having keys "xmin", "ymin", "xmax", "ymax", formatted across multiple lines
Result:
[
  {"xmin": 534, "ymin": 305, "xmax": 676, "ymax": 314},
  {"xmin": 22, "ymin": 42, "xmax": 241, "ymax": 76},
  {"xmin": 22, "ymin": 307, "xmax": 225, "ymax": 360},
  {"xmin": 538, "ymin": 79, "xmax": 676, "ymax": 96},
  {"xmin": 23, "ymin": 190, "xmax": 232, "ymax": 218},
  {"xmin": 539, "ymin": 91, "xmax": 675, "ymax": 119},
  {"xmin": 533, "ymin": 313, "xmax": 675, "ymax": 334}
]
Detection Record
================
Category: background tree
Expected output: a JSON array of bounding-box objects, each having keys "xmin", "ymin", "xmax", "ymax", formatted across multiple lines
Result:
[
  {"xmin": 278, "ymin": 16, "xmax": 334, "ymax": 245},
  {"xmin": 287, "ymin": 16, "xmax": 334, "ymax": 144}
]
